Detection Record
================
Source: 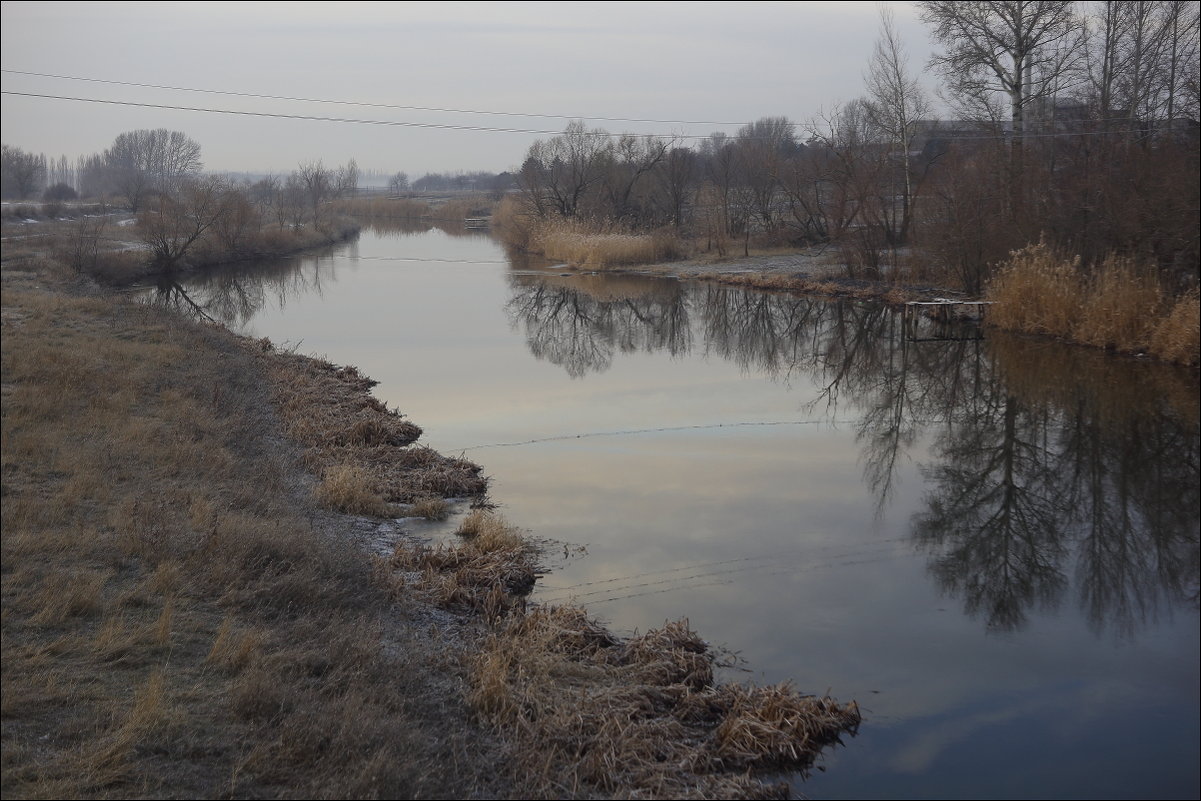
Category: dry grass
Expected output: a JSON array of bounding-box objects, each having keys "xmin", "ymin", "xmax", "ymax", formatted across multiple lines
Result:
[
  {"xmin": 534, "ymin": 218, "xmax": 685, "ymax": 268},
  {"xmin": 4, "ymin": 251, "xmax": 862, "ymax": 799},
  {"xmin": 492, "ymin": 194, "xmax": 538, "ymax": 250},
  {"xmin": 431, "ymin": 195, "xmax": 495, "ymax": 222},
  {"xmin": 381, "ymin": 510, "xmax": 537, "ymax": 619},
  {"xmin": 1149, "ymin": 291, "xmax": 1201, "ymax": 366},
  {"xmin": 331, "ymin": 195, "xmax": 434, "ymax": 220},
  {"xmin": 409, "ymin": 496, "xmax": 451, "ymax": 520},
  {"xmin": 315, "ymin": 463, "xmax": 394, "ymax": 516},
  {"xmin": 986, "ymin": 242, "xmax": 1199, "ymax": 365},
  {"xmin": 462, "ymin": 606, "xmax": 860, "ymax": 799},
  {"xmin": 259, "ymin": 349, "xmax": 487, "ymax": 508},
  {"xmin": 0, "ymin": 259, "xmax": 511, "ymax": 798},
  {"xmin": 371, "ymin": 506, "xmax": 860, "ymax": 798}
]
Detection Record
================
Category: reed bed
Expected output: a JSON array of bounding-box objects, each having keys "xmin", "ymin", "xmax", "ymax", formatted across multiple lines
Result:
[
  {"xmin": 330, "ymin": 196, "xmax": 434, "ymax": 220},
  {"xmin": 986, "ymin": 242, "xmax": 1199, "ymax": 366},
  {"xmin": 534, "ymin": 218, "xmax": 685, "ymax": 268},
  {"xmin": 492, "ymin": 194, "xmax": 537, "ymax": 249},
  {"xmin": 432, "ymin": 195, "xmax": 494, "ymax": 222}
]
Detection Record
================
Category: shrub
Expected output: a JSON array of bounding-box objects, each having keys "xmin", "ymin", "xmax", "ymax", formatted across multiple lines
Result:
[{"xmin": 43, "ymin": 182, "xmax": 78, "ymax": 202}]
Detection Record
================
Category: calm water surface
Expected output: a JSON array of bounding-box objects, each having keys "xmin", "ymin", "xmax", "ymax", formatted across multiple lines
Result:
[{"xmin": 154, "ymin": 228, "xmax": 1200, "ymax": 799}]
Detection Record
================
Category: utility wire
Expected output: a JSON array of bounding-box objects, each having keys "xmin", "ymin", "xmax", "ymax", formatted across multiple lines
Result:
[
  {"xmin": 1, "ymin": 68, "xmax": 751, "ymax": 127},
  {"xmin": 0, "ymin": 90, "xmax": 587, "ymax": 136},
  {"xmin": 3, "ymin": 68, "xmax": 1164, "ymax": 134},
  {"xmin": 2, "ymin": 89, "xmax": 1175, "ymax": 144}
]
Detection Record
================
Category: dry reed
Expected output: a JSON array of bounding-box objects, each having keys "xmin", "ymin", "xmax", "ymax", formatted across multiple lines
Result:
[
  {"xmin": 986, "ymin": 242, "xmax": 1199, "ymax": 365},
  {"xmin": 534, "ymin": 218, "xmax": 684, "ymax": 268}
]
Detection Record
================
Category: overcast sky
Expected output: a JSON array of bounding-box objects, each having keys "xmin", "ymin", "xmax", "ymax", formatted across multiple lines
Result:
[{"xmin": 1, "ymin": 1, "xmax": 939, "ymax": 178}]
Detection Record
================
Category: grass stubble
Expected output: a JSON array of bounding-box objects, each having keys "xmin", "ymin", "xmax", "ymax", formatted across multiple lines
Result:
[{"xmin": 1, "ymin": 251, "xmax": 858, "ymax": 799}]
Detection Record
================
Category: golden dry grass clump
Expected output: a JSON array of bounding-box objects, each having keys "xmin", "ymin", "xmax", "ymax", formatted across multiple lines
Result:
[
  {"xmin": 465, "ymin": 605, "xmax": 861, "ymax": 799},
  {"xmin": 986, "ymin": 240, "xmax": 1083, "ymax": 338},
  {"xmin": 986, "ymin": 242, "xmax": 1199, "ymax": 366},
  {"xmin": 492, "ymin": 194, "xmax": 538, "ymax": 250},
  {"xmin": 315, "ymin": 463, "xmax": 394, "ymax": 516},
  {"xmin": 1149, "ymin": 290, "xmax": 1200, "ymax": 366}
]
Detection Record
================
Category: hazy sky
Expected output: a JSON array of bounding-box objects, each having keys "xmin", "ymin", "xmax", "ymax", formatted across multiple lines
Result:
[{"xmin": 1, "ymin": 1, "xmax": 938, "ymax": 177}]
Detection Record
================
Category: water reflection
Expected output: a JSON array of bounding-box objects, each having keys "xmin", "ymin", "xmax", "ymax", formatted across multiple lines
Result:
[
  {"xmin": 505, "ymin": 273, "xmax": 690, "ymax": 377},
  {"xmin": 145, "ymin": 250, "xmax": 336, "ymax": 327},
  {"xmin": 153, "ymin": 249, "xmax": 1198, "ymax": 641},
  {"xmin": 503, "ymin": 273, "xmax": 1200, "ymax": 637}
]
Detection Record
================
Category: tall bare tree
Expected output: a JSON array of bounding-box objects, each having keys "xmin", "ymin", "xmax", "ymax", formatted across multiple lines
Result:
[
  {"xmin": 104, "ymin": 129, "xmax": 202, "ymax": 211},
  {"xmin": 921, "ymin": 1, "xmax": 1085, "ymax": 139},
  {"xmin": 0, "ymin": 144, "xmax": 46, "ymax": 199},
  {"xmin": 864, "ymin": 6, "xmax": 932, "ymax": 245},
  {"xmin": 519, "ymin": 121, "xmax": 613, "ymax": 219}
]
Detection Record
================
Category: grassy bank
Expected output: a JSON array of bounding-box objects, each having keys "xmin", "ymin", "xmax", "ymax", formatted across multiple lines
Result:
[
  {"xmin": 2, "ymin": 211, "xmax": 360, "ymax": 286},
  {"xmin": 1, "ymin": 257, "xmax": 859, "ymax": 798},
  {"xmin": 1, "ymin": 259, "xmax": 513, "ymax": 798}
]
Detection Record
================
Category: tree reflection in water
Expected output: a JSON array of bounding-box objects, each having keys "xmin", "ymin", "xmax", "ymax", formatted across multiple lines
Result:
[
  {"xmin": 150, "ymin": 260, "xmax": 1198, "ymax": 638},
  {"xmin": 505, "ymin": 273, "xmax": 691, "ymax": 378},
  {"xmin": 504, "ymin": 273, "xmax": 1200, "ymax": 636},
  {"xmin": 143, "ymin": 248, "xmax": 339, "ymax": 327}
]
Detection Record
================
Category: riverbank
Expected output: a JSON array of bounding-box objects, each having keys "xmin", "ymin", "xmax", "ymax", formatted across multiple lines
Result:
[
  {"xmin": 1, "ymin": 255, "xmax": 859, "ymax": 798},
  {"xmin": 0, "ymin": 208, "xmax": 361, "ymax": 286}
]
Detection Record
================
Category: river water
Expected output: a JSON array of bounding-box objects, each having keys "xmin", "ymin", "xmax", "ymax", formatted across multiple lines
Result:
[{"xmin": 152, "ymin": 227, "xmax": 1200, "ymax": 799}]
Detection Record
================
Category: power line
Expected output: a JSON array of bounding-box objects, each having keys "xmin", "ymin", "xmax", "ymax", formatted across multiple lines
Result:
[
  {"xmin": 2, "ymin": 89, "xmax": 1176, "ymax": 145},
  {"xmin": 1, "ymin": 68, "xmax": 751, "ymax": 128},
  {"xmin": 0, "ymin": 90, "xmax": 585, "ymax": 136}
]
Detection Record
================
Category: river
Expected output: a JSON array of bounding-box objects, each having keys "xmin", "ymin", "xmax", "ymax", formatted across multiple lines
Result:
[{"xmin": 149, "ymin": 226, "xmax": 1200, "ymax": 799}]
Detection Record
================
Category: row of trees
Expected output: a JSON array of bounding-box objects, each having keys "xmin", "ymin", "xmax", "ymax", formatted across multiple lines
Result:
[
  {"xmin": 3, "ymin": 129, "xmax": 204, "ymax": 207},
  {"xmin": 17, "ymin": 127, "xmax": 366, "ymax": 272},
  {"xmin": 511, "ymin": 1, "xmax": 1200, "ymax": 288}
]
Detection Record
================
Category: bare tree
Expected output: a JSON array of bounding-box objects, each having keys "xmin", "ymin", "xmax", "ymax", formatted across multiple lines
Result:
[
  {"xmin": 1087, "ymin": 1, "xmax": 1201, "ymax": 130},
  {"xmin": 601, "ymin": 134, "xmax": 669, "ymax": 224},
  {"xmin": 388, "ymin": 171, "xmax": 410, "ymax": 195},
  {"xmin": 138, "ymin": 176, "xmax": 232, "ymax": 268},
  {"xmin": 103, "ymin": 129, "xmax": 202, "ymax": 211},
  {"xmin": 655, "ymin": 146, "xmax": 698, "ymax": 230},
  {"xmin": 519, "ymin": 121, "xmax": 613, "ymax": 219},
  {"xmin": 1, "ymin": 144, "xmax": 47, "ymax": 199},
  {"xmin": 864, "ymin": 6, "xmax": 932, "ymax": 245},
  {"xmin": 296, "ymin": 160, "xmax": 336, "ymax": 225},
  {"xmin": 733, "ymin": 116, "xmax": 799, "ymax": 234},
  {"xmin": 920, "ymin": 0, "xmax": 1085, "ymax": 201},
  {"xmin": 335, "ymin": 158, "xmax": 359, "ymax": 197}
]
